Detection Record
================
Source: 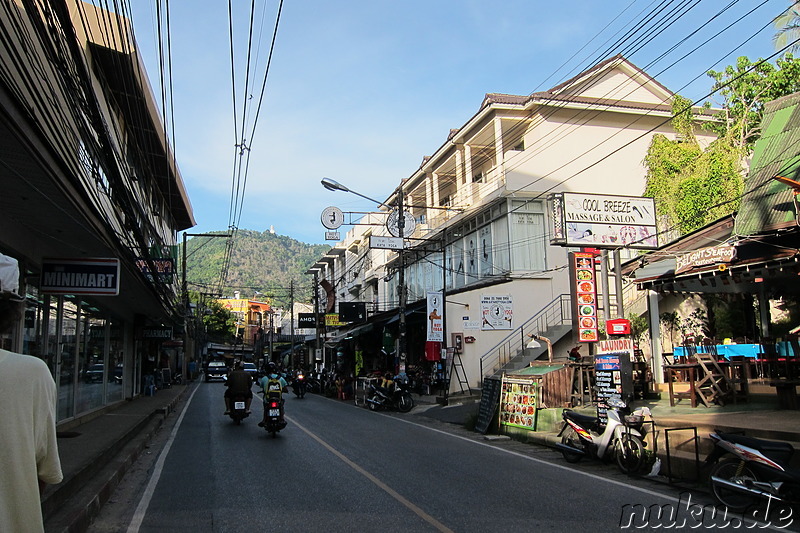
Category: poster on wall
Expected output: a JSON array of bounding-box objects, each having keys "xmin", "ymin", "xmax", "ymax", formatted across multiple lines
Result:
[
  {"xmin": 569, "ymin": 251, "xmax": 599, "ymax": 343},
  {"xmin": 594, "ymin": 338, "xmax": 634, "ymax": 423},
  {"xmin": 481, "ymin": 294, "xmax": 513, "ymax": 330},
  {"xmin": 426, "ymin": 291, "xmax": 443, "ymax": 342},
  {"xmin": 500, "ymin": 375, "xmax": 538, "ymax": 430}
]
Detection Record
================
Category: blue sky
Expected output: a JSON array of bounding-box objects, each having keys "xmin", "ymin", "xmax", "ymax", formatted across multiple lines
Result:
[{"xmin": 128, "ymin": 1, "xmax": 789, "ymax": 245}]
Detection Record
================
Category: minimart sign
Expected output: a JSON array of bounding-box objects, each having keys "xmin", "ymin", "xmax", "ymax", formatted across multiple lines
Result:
[{"xmin": 40, "ymin": 258, "xmax": 120, "ymax": 295}]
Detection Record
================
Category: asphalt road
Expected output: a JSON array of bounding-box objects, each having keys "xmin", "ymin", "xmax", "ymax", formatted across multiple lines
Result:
[{"xmin": 86, "ymin": 381, "xmax": 793, "ymax": 532}]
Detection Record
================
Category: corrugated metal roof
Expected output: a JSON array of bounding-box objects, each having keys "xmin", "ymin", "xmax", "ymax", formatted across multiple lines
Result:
[{"xmin": 734, "ymin": 92, "xmax": 800, "ymax": 236}]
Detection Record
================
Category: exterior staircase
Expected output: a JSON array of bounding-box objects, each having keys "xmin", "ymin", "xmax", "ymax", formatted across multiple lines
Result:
[{"xmin": 479, "ymin": 294, "xmax": 573, "ymax": 379}]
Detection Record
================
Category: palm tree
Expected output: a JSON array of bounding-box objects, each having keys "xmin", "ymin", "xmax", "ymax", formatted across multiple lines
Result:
[{"xmin": 774, "ymin": 1, "xmax": 800, "ymax": 55}]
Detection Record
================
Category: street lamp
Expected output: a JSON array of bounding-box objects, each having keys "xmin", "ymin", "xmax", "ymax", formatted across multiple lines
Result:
[{"xmin": 320, "ymin": 178, "xmax": 409, "ymax": 373}]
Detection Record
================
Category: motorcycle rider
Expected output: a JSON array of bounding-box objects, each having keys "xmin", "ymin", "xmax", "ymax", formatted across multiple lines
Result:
[
  {"xmin": 224, "ymin": 360, "xmax": 253, "ymax": 415},
  {"xmin": 258, "ymin": 362, "xmax": 288, "ymax": 427}
]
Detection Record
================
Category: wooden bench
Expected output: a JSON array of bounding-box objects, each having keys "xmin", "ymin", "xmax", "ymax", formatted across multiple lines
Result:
[{"xmin": 768, "ymin": 380, "xmax": 800, "ymax": 410}]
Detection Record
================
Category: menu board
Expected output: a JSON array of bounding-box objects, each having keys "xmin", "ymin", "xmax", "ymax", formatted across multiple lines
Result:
[
  {"xmin": 594, "ymin": 340, "xmax": 634, "ymax": 423},
  {"xmin": 500, "ymin": 376, "xmax": 538, "ymax": 430},
  {"xmin": 570, "ymin": 251, "xmax": 599, "ymax": 342},
  {"xmin": 475, "ymin": 377, "xmax": 502, "ymax": 434}
]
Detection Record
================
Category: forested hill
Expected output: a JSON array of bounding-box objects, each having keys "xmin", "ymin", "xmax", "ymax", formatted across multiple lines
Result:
[{"xmin": 185, "ymin": 230, "xmax": 329, "ymax": 300}]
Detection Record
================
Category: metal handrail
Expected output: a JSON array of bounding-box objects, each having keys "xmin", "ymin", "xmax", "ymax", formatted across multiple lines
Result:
[{"xmin": 479, "ymin": 294, "xmax": 572, "ymax": 377}]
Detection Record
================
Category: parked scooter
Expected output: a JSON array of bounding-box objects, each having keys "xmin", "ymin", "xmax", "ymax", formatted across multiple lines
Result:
[
  {"xmin": 257, "ymin": 390, "xmax": 287, "ymax": 437},
  {"xmin": 227, "ymin": 392, "xmax": 250, "ymax": 425},
  {"xmin": 367, "ymin": 375, "xmax": 414, "ymax": 413},
  {"xmin": 705, "ymin": 431, "xmax": 800, "ymax": 513},
  {"xmin": 556, "ymin": 396, "xmax": 650, "ymax": 475},
  {"xmin": 292, "ymin": 371, "xmax": 307, "ymax": 398}
]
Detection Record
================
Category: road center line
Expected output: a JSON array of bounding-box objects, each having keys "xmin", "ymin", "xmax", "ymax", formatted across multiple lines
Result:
[{"xmin": 288, "ymin": 415, "xmax": 455, "ymax": 533}]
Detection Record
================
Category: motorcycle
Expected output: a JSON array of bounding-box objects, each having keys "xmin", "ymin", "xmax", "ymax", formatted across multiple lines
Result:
[
  {"xmin": 257, "ymin": 390, "xmax": 287, "ymax": 437},
  {"xmin": 367, "ymin": 376, "xmax": 414, "ymax": 413},
  {"xmin": 227, "ymin": 392, "xmax": 250, "ymax": 425},
  {"xmin": 705, "ymin": 431, "xmax": 800, "ymax": 513},
  {"xmin": 292, "ymin": 372, "xmax": 307, "ymax": 398},
  {"xmin": 555, "ymin": 396, "xmax": 651, "ymax": 475}
]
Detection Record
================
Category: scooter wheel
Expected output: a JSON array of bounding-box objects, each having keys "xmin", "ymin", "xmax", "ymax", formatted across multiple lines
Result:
[
  {"xmin": 560, "ymin": 427, "xmax": 584, "ymax": 464},
  {"xmin": 615, "ymin": 434, "xmax": 645, "ymax": 475},
  {"xmin": 368, "ymin": 396, "xmax": 379, "ymax": 411},
  {"xmin": 709, "ymin": 458, "xmax": 761, "ymax": 512},
  {"xmin": 397, "ymin": 393, "xmax": 414, "ymax": 413}
]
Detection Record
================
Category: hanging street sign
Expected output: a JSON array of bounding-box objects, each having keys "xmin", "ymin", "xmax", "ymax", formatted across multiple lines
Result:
[
  {"xmin": 321, "ymin": 206, "xmax": 344, "ymax": 229},
  {"xmin": 386, "ymin": 209, "xmax": 416, "ymax": 238},
  {"xmin": 369, "ymin": 235, "xmax": 404, "ymax": 250}
]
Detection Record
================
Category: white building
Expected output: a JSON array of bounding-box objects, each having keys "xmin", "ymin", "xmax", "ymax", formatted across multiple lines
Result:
[{"xmin": 311, "ymin": 55, "xmax": 717, "ymax": 390}]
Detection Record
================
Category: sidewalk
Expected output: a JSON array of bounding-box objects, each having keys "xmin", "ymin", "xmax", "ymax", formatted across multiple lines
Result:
[
  {"xmin": 42, "ymin": 385, "xmax": 800, "ymax": 532},
  {"xmin": 44, "ymin": 383, "xmax": 189, "ymax": 533}
]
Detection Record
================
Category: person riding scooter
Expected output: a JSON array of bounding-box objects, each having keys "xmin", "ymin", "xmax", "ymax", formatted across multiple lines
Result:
[
  {"xmin": 224, "ymin": 360, "xmax": 253, "ymax": 415},
  {"xmin": 258, "ymin": 362, "xmax": 288, "ymax": 428}
]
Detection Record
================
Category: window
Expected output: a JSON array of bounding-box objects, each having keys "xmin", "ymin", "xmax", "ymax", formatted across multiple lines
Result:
[{"xmin": 509, "ymin": 200, "xmax": 546, "ymax": 272}]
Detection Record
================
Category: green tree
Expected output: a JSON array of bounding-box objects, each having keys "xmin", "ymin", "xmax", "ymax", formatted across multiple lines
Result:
[
  {"xmin": 774, "ymin": 1, "xmax": 800, "ymax": 55},
  {"xmin": 201, "ymin": 298, "xmax": 236, "ymax": 342}
]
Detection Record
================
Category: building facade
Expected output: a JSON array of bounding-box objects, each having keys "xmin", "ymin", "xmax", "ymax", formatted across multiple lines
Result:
[
  {"xmin": 0, "ymin": 2, "xmax": 194, "ymax": 423},
  {"xmin": 311, "ymin": 56, "xmax": 717, "ymax": 390}
]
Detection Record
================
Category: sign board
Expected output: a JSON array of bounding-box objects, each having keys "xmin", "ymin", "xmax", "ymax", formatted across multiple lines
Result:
[
  {"xmin": 369, "ymin": 235, "xmax": 404, "ymax": 250},
  {"xmin": 595, "ymin": 338, "xmax": 634, "ymax": 423},
  {"xmin": 325, "ymin": 231, "xmax": 341, "ymax": 241},
  {"xmin": 41, "ymin": 258, "xmax": 120, "ymax": 295},
  {"xmin": 135, "ymin": 257, "xmax": 175, "ymax": 281},
  {"xmin": 321, "ymin": 206, "xmax": 344, "ymax": 229},
  {"xmin": 138, "ymin": 326, "xmax": 173, "ymax": 340},
  {"xmin": 606, "ymin": 318, "xmax": 631, "ymax": 335},
  {"xmin": 386, "ymin": 209, "xmax": 416, "ymax": 238},
  {"xmin": 674, "ymin": 245, "xmax": 737, "ymax": 274},
  {"xmin": 548, "ymin": 192, "xmax": 658, "ymax": 249},
  {"xmin": 297, "ymin": 313, "xmax": 321, "ymax": 328},
  {"xmin": 426, "ymin": 291, "xmax": 443, "ymax": 342},
  {"xmin": 499, "ymin": 375, "xmax": 538, "ymax": 430},
  {"xmin": 569, "ymin": 251, "xmax": 599, "ymax": 342},
  {"xmin": 475, "ymin": 377, "xmax": 502, "ymax": 434},
  {"xmin": 480, "ymin": 294, "xmax": 513, "ymax": 330},
  {"xmin": 325, "ymin": 313, "xmax": 346, "ymax": 327}
]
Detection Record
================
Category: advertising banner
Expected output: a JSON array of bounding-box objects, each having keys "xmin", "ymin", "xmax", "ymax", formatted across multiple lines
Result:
[
  {"xmin": 595, "ymin": 338, "xmax": 634, "ymax": 423},
  {"xmin": 426, "ymin": 291, "xmax": 443, "ymax": 342},
  {"xmin": 481, "ymin": 294, "xmax": 513, "ymax": 330},
  {"xmin": 549, "ymin": 192, "xmax": 658, "ymax": 249}
]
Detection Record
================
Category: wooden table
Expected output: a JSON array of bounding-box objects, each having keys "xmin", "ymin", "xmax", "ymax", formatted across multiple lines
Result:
[{"xmin": 664, "ymin": 364, "xmax": 698, "ymax": 407}]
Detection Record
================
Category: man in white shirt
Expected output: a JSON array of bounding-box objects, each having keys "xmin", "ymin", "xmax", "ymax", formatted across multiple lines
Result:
[{"xmin": 0, "ymin": 253, "xmax": 62, "ymax": 532}]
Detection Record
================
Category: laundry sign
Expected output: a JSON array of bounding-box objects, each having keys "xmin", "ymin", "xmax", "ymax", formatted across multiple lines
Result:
[{"xmin": 40, "ymin": 258, "xmax": 120, "ymax": 295}]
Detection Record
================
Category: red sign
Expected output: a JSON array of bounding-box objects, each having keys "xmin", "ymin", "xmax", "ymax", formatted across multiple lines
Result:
[{"xmin": 606, "ymin": 318, "xmax": 631, "ymax": 335}]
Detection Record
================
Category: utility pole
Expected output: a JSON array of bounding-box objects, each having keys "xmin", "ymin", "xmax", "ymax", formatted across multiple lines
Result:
[
  {"xmin": 398, "ymin": 189, "xmax": 406, "ymax": 373},
  {"xmin": 313, "ymin": 270, "xmax": 321, "ymax": 370},
  {"xmin": 290, "ymin": 279, "xmax": 296, "ymax": 368}
]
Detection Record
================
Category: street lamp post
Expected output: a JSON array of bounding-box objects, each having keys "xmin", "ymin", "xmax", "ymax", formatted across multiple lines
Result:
[{"xmin": 321, "ymin": 177, "xmax": 407, "ymax": 372}]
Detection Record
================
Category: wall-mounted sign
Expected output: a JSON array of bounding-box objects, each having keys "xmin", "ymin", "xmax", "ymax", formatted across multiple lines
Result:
[
  {"xmin": 325, "ymin": 231, "xmax": 341, "ymax": 241},
  {"xmin": 606, "ymin": 318, "xmax": 631, "ymax": 335},
  {"xmin": 41, "ymin": 258, "xmax": 120, "ymax": 295},
  {"xmin": 325, "ymin": 313, "xmax": 345, "ymax": 327},
  {"xmin": 480, "ymin": 294, "xmax": 513, "ymax": 330},
  {"xmin": 426, "ymin": 291, "xmax": 443, "ymax": 342},
  {"xmin": 548, "ymin": 192, "xmax": 658, "ymax": 249},
  {"xmin": 298, "ymin": 313, "xmax": 321, "ymax": 328},
  {"xmin": 675, "ymin": 245, "xmax": 737, "ymax": 274},
  {"xmin": 569, "ymin": 251, "xmax": 599, "ymax": 343},
  {"xmin": 138, "ymin": 326, "xmax": 173, "ymax": 340}
]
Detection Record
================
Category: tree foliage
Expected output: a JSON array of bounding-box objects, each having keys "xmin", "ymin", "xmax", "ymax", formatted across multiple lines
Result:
[
  {"xmin": 643, "ymin": 96, "xmax": 744, "ymax": 235},
  {"xmin": 185, "ymin": 230, "xmax": 329, "ymax": 302},
  {"xmin": 774, "ymin": 1, "xmax": 800, "ymax": 55},
  {"xmin": 644, "ymin": 54, "xmax": 800, "ymax": 236}
]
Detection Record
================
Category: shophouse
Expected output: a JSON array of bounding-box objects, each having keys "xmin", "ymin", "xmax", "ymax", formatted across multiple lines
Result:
[
  {"xmin": 311, "ymin": 55, "xmax": 718, "ymax": 392},
  {"xmin": 0, "ymin": 3, "xmax": 194, "ymax": 423}
]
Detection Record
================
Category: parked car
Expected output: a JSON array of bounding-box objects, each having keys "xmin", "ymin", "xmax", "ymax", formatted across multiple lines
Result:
[
  {"xmin": 205, "ymin": 360, "xmax": 228, "ymax": 382},
  {"xmin": 83, "ymin": 363, "xmax": 104, "ymax": 383}
]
